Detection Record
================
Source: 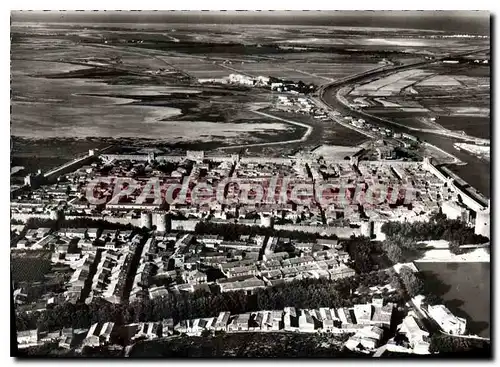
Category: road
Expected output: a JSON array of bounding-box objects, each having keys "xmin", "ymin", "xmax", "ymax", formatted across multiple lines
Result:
[
  {"xmin": 217, "ymin": 109, "xmax": 313, "ymax": 151},
  {"xmin": 315, "ymin": 47, "xmax": 489, "ymax": 95},
  {"xmin": 317, "ymin": 48, "xmax": 490, "ymax": 197}
]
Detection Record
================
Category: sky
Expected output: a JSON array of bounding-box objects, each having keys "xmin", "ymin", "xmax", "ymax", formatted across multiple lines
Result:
[{"xmin": 10, "ymin": 10, "xmax": 490, "ymax": 35}]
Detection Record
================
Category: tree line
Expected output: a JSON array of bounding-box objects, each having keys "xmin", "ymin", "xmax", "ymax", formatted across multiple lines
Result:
[
  {"xmin": 194, "ymin": 221, "xmax": 338, "ymax": 242},
  {"xmin": 344, "ymin": 236, "xmax": 382, "ymax": 274},
  {"xmin": 24, "ymin": 217, "xmax": 140, "ymax": 232},
  {"xmin": 429, "ymin": 334, "xmax": 491, "ymax": 356},
  {"xmin": 397, "ymin": 265, "xmax": 443, "ymax": 306},
  {"xmin": 16, "ymin": 270, "xmax": 403, "ymax": 333},
  {"xmin": 380, "ymin": 213, "xmax": 489, "ymax": 264},
  {"xmin": 381, "ymin": 213, "xmax": 488, "ymax": 245}
]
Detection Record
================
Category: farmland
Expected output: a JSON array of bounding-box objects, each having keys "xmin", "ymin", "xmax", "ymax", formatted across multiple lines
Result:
[
  {"xmin": 12, "ymin": 51, "xmax": 295, "ymax": 145},
  {"xmin": 11, "ymin": 20, "xmax": 490, "ymax": 157},
  {"xmin": 11, "ymin": 22, "xmax": 391, "ymax": 152},
  {"xmin": 344, "ymin": 61, "xmax": 490, "ymax": 140}
]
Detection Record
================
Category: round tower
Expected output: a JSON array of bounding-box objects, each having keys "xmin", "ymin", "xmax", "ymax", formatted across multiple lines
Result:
[
  {"xmin": 50, "ymin": 209, "xmax": 63, "ymax": 221},
  {"xmin": 475, "ymin": 205, "xmax": 490, "ymax": 239},
  {"xmin": 140, "ymin": 211, "xmax": 153, "ymax": 229},
  {"xmin": 148, "ymin": 152, "xmax": 156, "ymax": 164},
  {"xmin": 373, "ymin": 221, "xmax": 386, "ymax": 241},
  {"xmin": 260, "ymin": 214, "xmax": 272, "ymax": 228},
  {"xmin": 155, "ymin": 211, "xmax": 169, "ymax": 233},
  {"xmin": 360, "ymin": 221, "xmax": 373, "ymax": 238}
]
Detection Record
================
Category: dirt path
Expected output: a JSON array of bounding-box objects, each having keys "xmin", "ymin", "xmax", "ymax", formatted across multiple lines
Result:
[{"xmin": 217, "ymin": 109, "xmax": 313, "ymax": 151}]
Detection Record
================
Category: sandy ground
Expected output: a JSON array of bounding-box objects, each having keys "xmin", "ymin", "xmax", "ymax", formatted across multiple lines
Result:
[
  {"xmin": 416, "ymin": 75, "xmax": 462, "ymax": 86},
  {"xmin": 310, "ymin": 144, "xmax": 362, "ymax": 159},
  {"xmin": 11, "ymin": 57, "xmax": 289, "ymax": 143},
  {"xmin": 414, "ymin": 240, "xmax": 490, "ymax": 263}
]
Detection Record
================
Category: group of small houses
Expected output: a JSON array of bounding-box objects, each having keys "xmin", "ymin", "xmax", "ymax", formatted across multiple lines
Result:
[
  {"xmin": 129, "ymin": 234, "xmax": 356, "ymax": 301},
  {"xmin": 276, "ymin": 95, "xmax": 330, "ymax": 120},
  {"xmin": 13, "ymin": 226, "xmax": 357, "ymax": 318},
  {"xmin": 17, "ymin": 298, "xmax": 393, "ymax": 351},
  {"xmin": 17, "ymin": 296, "xmax": 467, "ymax": 355},
  {"xmin": 13, "ymin": 227, "xmax": 466, "ymax": 355},
  {"xmin": 14, "ymin": 227, "xmax": 143, "ymax": 306},
  {"xmin": 15, "ymin": 227, "xmax": 132, "ymax": 253}
]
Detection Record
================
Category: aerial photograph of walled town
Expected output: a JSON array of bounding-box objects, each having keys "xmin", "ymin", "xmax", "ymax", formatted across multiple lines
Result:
[{"xmin": 10, "ymin": 10, "xmax": 491, "ymax": 358}]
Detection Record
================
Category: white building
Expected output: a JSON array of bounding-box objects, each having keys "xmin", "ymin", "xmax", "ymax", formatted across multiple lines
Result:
[
  {"xmin": 319, "ymin": 308, "xmax": 335, "ymax": 331},
  {"xmin": 284, "ymin": 307, "xmax": 299, "ymax": 331},
  {"xmin": 214, "ymin": 311, "xmax": 231, "ymax": 331},
  {"xmin": 181, "ymin": 270, "xmax": 207, "ymax": 284},
  {"xmin": 133, "ymin": 322, "xmax": 160, "ymax": 340},
  {"xmin": 353, "ymin": 304, "xmax": 372, "ymax": 325},
  {"xmin": 227, "ymin": 313, "xmax": 250, "ymax": 332},
  {"xmin": 428, "ymin": 304, "xmax": 466, "ymax": 335},
  {"xmin": 298, "ymin": 309, "xmax": 315, "ymax": 332},
  {"xmin": 84, "ymin": 322, "xmax": 115, "ymax": 346},
  {"xmin": 270, "ymin": 310, "xmax": 282, "ymax": 331},
  {"xmin": 149, "ymin": 285, "xmax": 169, "ymax": 299},
  {"xmin": 345, "ymin": 326, "xmax": 384, "ymax": 352},
  {"xmin": 255, "ymin": 76, "xmax": 270, "ymax": 85},
  {"xmin": 198, "ymin": 78, "xmax": 228, "ymax": 84},
  {"xmin": 228, "ymin": 74, "xmax": 254, "ymax": 86},
  {"xmin": 162, "ymin": 318, "xmax": 174, "ymax": 336},
  {"xmin": 84, "ymin": 323, "xmax": 101, "ymax": 347},
  {"xmin": 398, "ymin": 313, "xmax": 430, "ymax": 354},
  {"xmin": 271, "ymin": 82, "xmax": 283, "ymax": 90}
]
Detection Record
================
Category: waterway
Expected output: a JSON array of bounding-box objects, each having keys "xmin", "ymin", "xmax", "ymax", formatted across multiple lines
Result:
[
  {"xmin": 322, "ymin": 86, "xmax": 490, "ymax": 198},
  {"xmin": 416, "ymin": 262, "xmax": 490, "ymax": 338}
]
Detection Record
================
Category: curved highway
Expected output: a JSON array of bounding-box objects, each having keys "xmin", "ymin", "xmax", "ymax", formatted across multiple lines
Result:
[{"xmin": 317, "ymin": 48, "xmax": 490, "ymax": 198}]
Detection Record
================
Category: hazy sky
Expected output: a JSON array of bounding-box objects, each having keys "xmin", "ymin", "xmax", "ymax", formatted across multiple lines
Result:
[{"xmin": 11, "ymin": 10, "xmax": 490, "ymax": 34}]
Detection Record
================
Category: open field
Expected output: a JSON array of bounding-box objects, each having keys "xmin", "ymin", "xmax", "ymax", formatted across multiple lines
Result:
[
  {"xmin": 11, "ymin": 28, "xmax": 382, "ymax": 149},
  {"xmin": 11, "ymin": 21, "xmax": 490, "ymax": 156},
  {"xmin": 351, "ymin": 69, "xmax": 433, "ymax": 95},
  {"xmin": 14, "ymin": 21, "xmax": 487, "ymax": 50},
  {"xmin": 417, "ymin": 74, "xmax": 462, "ymax": 86},
  {"xmin": 416, "ymin": 262, "xmax": 490, "ymax": 338},
  {"xmin": 12, "ymin": 46, "xmax": 300, "ymax": 145}
]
